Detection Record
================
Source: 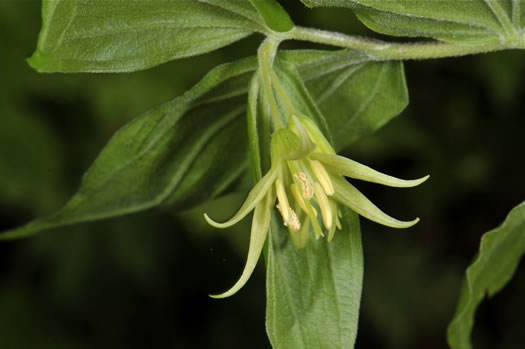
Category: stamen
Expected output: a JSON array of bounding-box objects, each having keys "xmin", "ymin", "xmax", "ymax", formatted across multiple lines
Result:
[
  {"xmin": 314, "ymin": 182, "xmax": 332, "ymax": 230},
  {"xmin": 275, "ymin": 178, "xmax": 290, "ymax": 224},
  {"xmin": 290, "ymin": 183, "xmax": 308, "ymax": 214},
  {"xmin": 287, "ymin": 209, "xmax": 301, "ymax": 232},
  {"xmin": 327, "ymin": 201, "xmax": 338, "ymax": 241},
  {"xmin": 309, "ymin": 159, "xmax": 335, "ymax": 196},
  {"xmin": 291, "ymin": 183, "xmax": 318, "ymax": 218},
  {"xmin": 293, "ymin": 171, "xmax": 314, "ymax": 200}
]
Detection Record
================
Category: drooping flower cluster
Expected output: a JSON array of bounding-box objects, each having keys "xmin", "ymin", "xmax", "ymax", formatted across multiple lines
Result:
[{"xmin": 205, "ymin": 114, "xmax": 428, "ymax": 298}]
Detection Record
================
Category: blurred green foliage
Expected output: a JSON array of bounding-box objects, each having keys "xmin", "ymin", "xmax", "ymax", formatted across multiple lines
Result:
[{"xmin": 0, "ymin": 1, "xmax": 524, "ymax": 348}]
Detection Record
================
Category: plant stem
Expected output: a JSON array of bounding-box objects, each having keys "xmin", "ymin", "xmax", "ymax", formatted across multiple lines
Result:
[
  {"xmin": 258, "ymin": 38, "xmax": 284, "ymax": 128},
  {"xmin": 286, "ymin": 26, "xmax": 517, "ymax": 60}
]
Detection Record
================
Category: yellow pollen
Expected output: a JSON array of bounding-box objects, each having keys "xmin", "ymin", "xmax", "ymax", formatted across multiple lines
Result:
[
  {"xmin": 314, "ymin": 182, "xmax": 332, "ymax": 230},
  {"xmin": 287, "ymin": 209, "xmax": 301, "ymax": 231},
  {"xmin": 293, "ymin": 171, "xmax": 314, "ymax": 200},
  {"xmin": 309, "ymin": 159, "xmax": 334, "ymax": 196}
]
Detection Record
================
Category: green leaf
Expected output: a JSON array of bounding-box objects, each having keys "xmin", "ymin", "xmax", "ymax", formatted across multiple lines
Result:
[
  {"xmin": 249, "ymin": 0, "xmax": 294, "ymax": 32},
  {"xmin": 0, "ymin": 58, "xmax": 258, "ymax": 240},
  {"xmin": 281, "ymin": 49, "xmax": 408, "ymax": 151},
  {"xmin": 447, "ymin": 201, "xmax": 525, "ymax": 349},
  {"xmin": 28, "ymin": 0, "xmax": 263, "ymax": 73},
  {"xmin": 266, "ymin": 207, "xmax": 363, "ymax": 349},
  {"xmin": 4, "ymin": 49, "xmax": 407, "ymax": 240},
  {"xmin": 301, "ymin": 0, "xmax": 525, "ymax": 46}
]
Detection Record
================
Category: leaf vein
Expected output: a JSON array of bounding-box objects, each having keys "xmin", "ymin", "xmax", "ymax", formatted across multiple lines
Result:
[
  {"xmin": 482, "ymin": 0, "xmax": 517, "ymax": 37},
  {"xmin": 316, "ymin": 63, "xmax": 366, "ymax": 105},
  {"xmin": 334, "ymin": 63, "xmax": 387, "ymax": 142}
]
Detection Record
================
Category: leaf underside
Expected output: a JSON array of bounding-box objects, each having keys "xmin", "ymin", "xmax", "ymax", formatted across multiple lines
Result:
[{"xmin": 301, "ymin": 0, "xmax": 525, "ymax": 45}]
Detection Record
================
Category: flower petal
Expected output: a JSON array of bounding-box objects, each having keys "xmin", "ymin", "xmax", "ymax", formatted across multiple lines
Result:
[
  {"xmin": 210, "ymin": 190, "xmax": 275, "ymax": 298},
  {"xmin": 296, "ymin": 114, "xmax": 335, "ymax": 155},
  {"xmin": 204, "ymin": 165, "xmax": 280, "ymax": 228},
  {"xmin": 331, "ymin": 175, "xmax": 420, "ymax": 229},
  {"xmin": 272, "ymin": 123, "xmax": 314, "ymax": 161},
  {"xmin": 288, "ymin": 115, "xmax": 316, "ymax": 157},
  {"xmin": 311, "ymin": 153, "xmax": 429, "ymax": 188}
]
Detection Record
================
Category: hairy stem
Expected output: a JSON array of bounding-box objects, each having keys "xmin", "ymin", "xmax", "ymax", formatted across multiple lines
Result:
[
  {"xmin": 285, "ymin": 26, "xmax": 518, "ymax": 60},
  {"xmin": 258, "ymin": 38, "xmax": 283, "ymax": 128}
]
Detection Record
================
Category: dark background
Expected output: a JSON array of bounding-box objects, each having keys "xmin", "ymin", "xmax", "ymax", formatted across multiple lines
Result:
[{"xmin": 1, "ymin": 1, "xmax": 524, "ymax": 348}]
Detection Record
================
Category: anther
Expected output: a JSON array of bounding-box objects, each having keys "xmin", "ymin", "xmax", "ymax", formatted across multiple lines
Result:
[
  {"xmin": 287, "ymin": 209, "xmax": 301, "ymax": 232},
  {"xmin": 309, "ymin": 160, "xmax": 334, "ymax": 196},
  {"xmin": 291, "ymin": 183, "xmax": 317, "ymax": 217},
  {"xmin": 293, "ymin": 171, "xmax": 314, "ymax": 200}
]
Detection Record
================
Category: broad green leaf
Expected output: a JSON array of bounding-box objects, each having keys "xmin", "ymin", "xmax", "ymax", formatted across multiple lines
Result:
[
  {"xmin": 266, "ymin": 207, "xmax": 363, "ymax": 349},
  {"xmin": 301, "ymin": 0, "xmax": 525, "ymax": 46},
  {"xmin": 28, "ymin": 0, "xmax": 263, "ymax": 73},
  {"xmin": 4, "ymin": 49, "xmax": 408, "ymax": 239},
  {"xmin": 281, "ymin": 49, "xmax": 408, "ymax": 151},
  {"xmin": 447, "ymin": 201, "xmax": 525, "ymax": 349},
  {"xmin": 249, "ymin": 0, "xmax": 294, "ymax": 32},
  {"xmin": 0, "ymin": 58, "xmax": 258, "ymax": 240}
]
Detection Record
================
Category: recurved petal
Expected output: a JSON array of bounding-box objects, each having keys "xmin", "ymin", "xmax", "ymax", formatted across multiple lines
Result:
[
  {"xmin": 210, "ymin": 190, "xmax": 275, "ymax": 299},
  {"xmin": 204, "ymin": 165, "xmax": 280, "ymax": 228},
  {"xmin": 311, "ymin": 153, "xmax": 429, "ymax": 188},
  {"xmin": 331, "ymin": 175, "xmax": 420, "ymax": 229}
]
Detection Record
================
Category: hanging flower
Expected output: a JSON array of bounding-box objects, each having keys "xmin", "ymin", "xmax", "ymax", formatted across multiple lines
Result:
[{"xmin": 204, "ymin": 114, "xmax": 428, "ymax": 298}]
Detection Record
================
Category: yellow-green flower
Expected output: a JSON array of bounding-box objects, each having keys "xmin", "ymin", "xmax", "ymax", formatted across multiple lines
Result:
[{"xmin": 205, "ymin": 114, "xmax": 428, "ymax": 298}]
